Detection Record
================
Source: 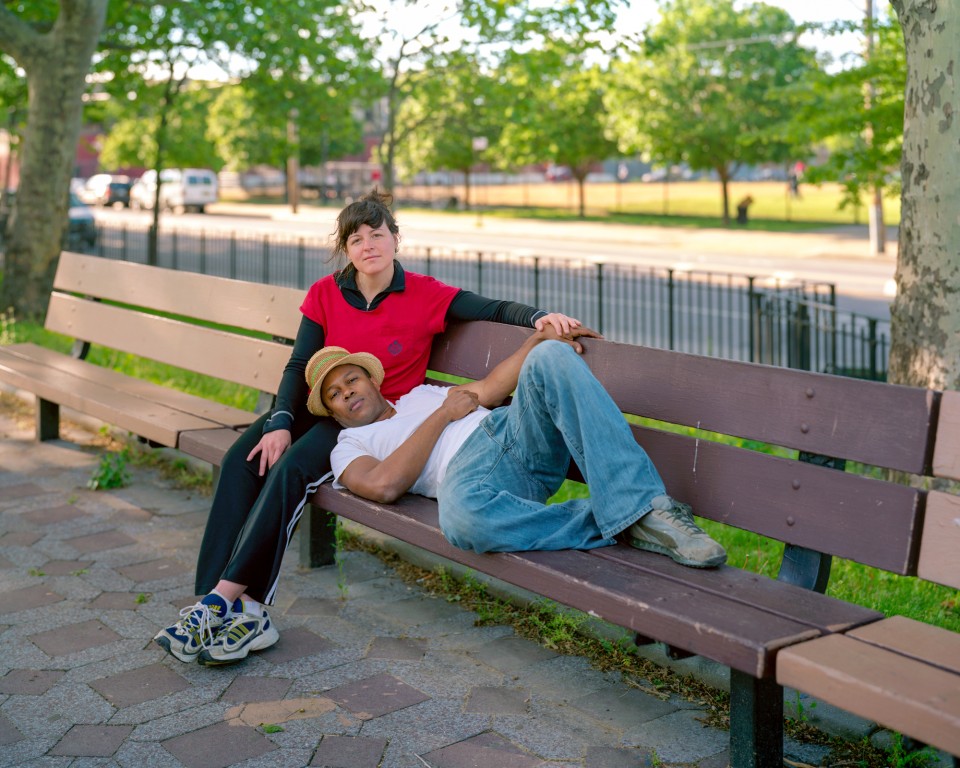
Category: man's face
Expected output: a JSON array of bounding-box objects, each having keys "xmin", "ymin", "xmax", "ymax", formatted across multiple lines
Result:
[{"xmin": 321, "ymin": 364, "xmax": 391, "ymax": 428}]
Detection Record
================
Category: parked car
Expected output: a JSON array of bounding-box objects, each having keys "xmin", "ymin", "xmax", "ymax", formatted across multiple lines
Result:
[
  {"xmin": 79, "ymin": 173, "xmax": 132, "ymax": 208},
  {"xmin": 67, "ymin": 193, "xmax": 98, "ymax": 250},
  {"xmin": 130, "ymin": 168, "xmax": 218, "ymax": 213}
]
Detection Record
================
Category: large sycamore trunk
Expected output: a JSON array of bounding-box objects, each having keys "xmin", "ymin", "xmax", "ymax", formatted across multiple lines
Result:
[
  {"xmin": 0, "ymin": 1, "xmax": 107, "ymax": 320},
  {"xmin": 889, "ymin": 1, "xmax": 960, "ymax": 389}
]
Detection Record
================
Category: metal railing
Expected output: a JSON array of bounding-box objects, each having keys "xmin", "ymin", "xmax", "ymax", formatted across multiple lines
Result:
[{"xmin": 90, "ymin": 221, "xmax": 891, "ymax": 380}]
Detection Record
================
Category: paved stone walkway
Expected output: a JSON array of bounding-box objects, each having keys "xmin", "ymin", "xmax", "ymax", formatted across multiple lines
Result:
[{"xmin": 0, "ymin": 395, "xmax": 935, "ymax": 768}]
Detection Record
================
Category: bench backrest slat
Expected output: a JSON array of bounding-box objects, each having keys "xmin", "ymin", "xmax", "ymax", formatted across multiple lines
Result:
[
  {"xmin": 430, "ymin": 322, "xmax": 938, "ymax": 475},
  {"xmin": 933, "ymin": 390, "xmax": 960, "ymax": 482},
  {"xmin": 45, "ymin": 293, "xmax": 292, "ymax": 393},
  {"xmin": 917, "ymin": 491, "xmax": 960, "ymax": 589},
  {"xmin": 53, "ymin": 252, "xmax": 304, "ymax": 340}
]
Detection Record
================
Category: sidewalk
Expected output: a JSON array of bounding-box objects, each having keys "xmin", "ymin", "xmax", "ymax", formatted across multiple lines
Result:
[{"xmin": 0, "ymin": 394, "xmax": 927, "ymax": 768}]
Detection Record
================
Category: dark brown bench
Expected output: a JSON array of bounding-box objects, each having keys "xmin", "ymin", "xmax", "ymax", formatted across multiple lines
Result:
[
  {"xmin": 0, "ymin": 250, "xmax": 304, "ymax": 457},
  {"xmin": 3, "ymin": 254, "xmax": 958, "ymax": 766}
]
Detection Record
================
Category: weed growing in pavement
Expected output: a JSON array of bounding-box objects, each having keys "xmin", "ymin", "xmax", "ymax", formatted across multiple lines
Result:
[
  {"xmin": 135, "ymin": 593, "xmax": 151, "ymax": 604},
  {"xmin": 87, "ymin": 447, "xmax": 132, "ymax": 490}
]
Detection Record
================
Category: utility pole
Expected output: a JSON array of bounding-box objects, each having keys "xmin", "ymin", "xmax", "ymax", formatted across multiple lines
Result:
[{"xmin": 865, "ymin": 0, "xmax": 886, "ymax": 254}]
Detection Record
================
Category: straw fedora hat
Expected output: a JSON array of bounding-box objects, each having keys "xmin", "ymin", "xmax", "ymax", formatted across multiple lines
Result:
[{"xmin": 305, "ymin": 346, "xmax": 385, "ymax": 417}]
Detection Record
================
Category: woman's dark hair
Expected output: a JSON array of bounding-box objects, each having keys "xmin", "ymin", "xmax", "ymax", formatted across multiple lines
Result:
[{"xmin": 331, "ymin": 188, "xmax": 400, "ymax": 261}]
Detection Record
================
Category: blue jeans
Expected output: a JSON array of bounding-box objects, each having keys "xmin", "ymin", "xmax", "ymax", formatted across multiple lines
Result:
[{"xmin": 438, "ymin": 341, "xmax": 667, "ymax": 553}]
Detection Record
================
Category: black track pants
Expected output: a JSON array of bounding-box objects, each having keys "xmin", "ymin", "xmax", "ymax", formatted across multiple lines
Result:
[{"xmin": 194, "ymin": 410, "xmax": 341, "ymax": 604}]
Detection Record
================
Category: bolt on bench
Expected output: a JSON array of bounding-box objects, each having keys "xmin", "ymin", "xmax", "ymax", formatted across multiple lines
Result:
[{"xmin": 2, "ymin": 253, "xmax": 957, "ymax": 766}]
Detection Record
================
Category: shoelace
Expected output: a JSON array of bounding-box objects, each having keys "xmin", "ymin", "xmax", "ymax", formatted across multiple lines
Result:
[
  {"xmin": 178, "ymin": 603, "xmax": 219, "ymax": 648},
  {"xmin": 659, "ymin": 502, "xmax": 704, "ymax": 535}
]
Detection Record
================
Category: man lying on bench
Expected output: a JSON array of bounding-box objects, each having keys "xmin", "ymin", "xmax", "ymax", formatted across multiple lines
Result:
[{"xmin": 307, "ymin": 327, "xmax": 726, "ymax": 568}]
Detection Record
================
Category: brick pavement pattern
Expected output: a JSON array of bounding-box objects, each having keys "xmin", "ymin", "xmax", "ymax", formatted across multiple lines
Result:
[{"xmin": 0, "ymin": 398, "xmax": 840, "ymax": 768}]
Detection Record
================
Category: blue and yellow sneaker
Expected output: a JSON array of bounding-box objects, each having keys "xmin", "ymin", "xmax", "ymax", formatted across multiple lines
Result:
[
  {"xmin": 153, "ymin": 593, "xmax": 231, "ymax": 663},
  {"xmin": 197, "ymin": 604, "xmax": 279, "ymax": 667}
]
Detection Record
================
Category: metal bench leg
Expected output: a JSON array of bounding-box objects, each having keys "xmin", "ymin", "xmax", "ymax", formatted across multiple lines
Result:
[
  {"xmin": 298, "ymin": 503, "xmax": 337, "ymax": 568},
  {"xmin": 729, "ymin": 669, "xmax": 783, "ymax": 768},
  {"xmin": 36, "ymin": 398, "xmax": 60, "ymax": 441}
]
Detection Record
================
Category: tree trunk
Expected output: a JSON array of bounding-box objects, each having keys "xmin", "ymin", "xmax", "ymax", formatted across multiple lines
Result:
[
  {"xmin": 576, "ymin": 174, "xmax": 587, "ymax": 218},
  {"xmin": 889, "ymin": 1, "xmax": 960, "ymax": 389},
  {"xmin": 718, "ymin": 168, "xmax": 731, "ymax": 226},
  {"xmin": 0, "ymin": 0, "xmax": 108, "ymax": 320}
]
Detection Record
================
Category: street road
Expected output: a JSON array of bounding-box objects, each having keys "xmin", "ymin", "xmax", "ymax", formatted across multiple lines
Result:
[{"xmin": 93, "ymin": 203, "xmax": 897, "ymax": 319}]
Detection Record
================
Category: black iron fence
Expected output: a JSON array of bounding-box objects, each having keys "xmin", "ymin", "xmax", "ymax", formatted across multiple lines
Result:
[{"xmin": 90, "ymin": 221, "xmax": 890, "ymax": 380}]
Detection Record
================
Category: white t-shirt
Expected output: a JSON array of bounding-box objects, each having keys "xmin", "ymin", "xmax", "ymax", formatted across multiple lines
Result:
[{"xmin": 330, "ymin": 384, "xmax": 489, "ymax": 498}]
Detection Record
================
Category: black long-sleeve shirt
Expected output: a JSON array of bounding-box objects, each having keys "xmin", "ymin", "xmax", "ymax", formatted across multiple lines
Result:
[{"xmin": 263, "ymin": 262, "xmax": 549, "ymax": 434}]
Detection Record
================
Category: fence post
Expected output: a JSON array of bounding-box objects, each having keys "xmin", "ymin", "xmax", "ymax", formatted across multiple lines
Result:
[
  {"xmin": 230, "ymin": 232, "xmax": 237, "ymax": 279},
  {"xmin": 171, "ymin": 229, "xmax": 177, "ymax": 270},
  {"xmin": 262, "ymin": 236, "xmax": 270, "ymax": 284},
  {"xmin": 747, "ymin": 276, "xmax": 756, "ymax": 363},
  {"xmin": 425, "ymin": 247, "xmax": 432, "ymax": 277},
  {"xmin": 200, "ymin": 230, "xmax": 206, "ymax": 275},
  {"xmin": 533, "ymin": 256, "xmax": 540, "ymax": 309},
  {"xmin": 596, "ymin": 262, "xmax": 604, "ymax": 336},
  {"xmin": 667, "ymin": 268, "xmax": 675, "ymax": 351},
  {"xmin": 298, "ymin": 238, "xmax": 305, "ymax": 288},
  {"xmin": 868, "ymin": 318, "xmax": 878, "ymax": 380},
  {"xmin": 477, "ymin": 251, "xmax": 483, "ymax": 295}
]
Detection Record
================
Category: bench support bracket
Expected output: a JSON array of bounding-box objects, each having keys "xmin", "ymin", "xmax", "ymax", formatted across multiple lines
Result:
[
  {"xmin": 299, "ymin": 504, "xmax": 337, "ymax": 568},
  {"xmin": 729, "ymin": 670, "xmax": 782, "ymax": 768}
]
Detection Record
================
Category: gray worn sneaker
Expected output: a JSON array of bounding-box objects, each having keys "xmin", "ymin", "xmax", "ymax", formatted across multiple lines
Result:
[{"xmin": 628, "ymin": 495, "xmax": 727, "ymax": 568}]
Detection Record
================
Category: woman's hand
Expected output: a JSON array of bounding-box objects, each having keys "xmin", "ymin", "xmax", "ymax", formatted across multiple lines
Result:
[
  {"xmin": 247, "ymin": 429, "xmax": 292, "ymax": 476},
  {"xmin": 535, "ymin": 312, "xmax": 582, "ymax": 336}
]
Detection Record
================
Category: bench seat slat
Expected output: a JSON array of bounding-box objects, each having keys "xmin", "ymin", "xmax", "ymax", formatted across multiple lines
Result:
[
  {"xmin": 2, "ymin": 343, "xmax": 257, "ymax": 429},
  {"xmin": 312, "ymin": 485, "xmax": 846, "ymax": 678},
  {"xmin": 54, "ymin": 252, "xmax": 304, "ymax": 339},
  {"xmin": 848, "ymin": 615, "xmax": 960, "ymax": 675},
  {"xmin": 777, "ymin": 633, "xmax": 960, "ymax": 755},
  {"xmin": 591, "ymin": 545, "xmax": 881, "ymax": 635},
  {"xmin": 45, "ymin": 293, "xmax": 292, "ymax": 394},
  {"xmin": 0, "ymin": 346, "xmax": 219, "ymax": 445},
  {"xmin": 430, "ymin": 323, "xmax": 937, "ymax": 474},
  {"xmin": 178, "ymin": 428, "xmax": 244, "ymax": 466}
]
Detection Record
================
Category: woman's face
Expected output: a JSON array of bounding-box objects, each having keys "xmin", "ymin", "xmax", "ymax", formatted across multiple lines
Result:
[{"xmin": 345, "ymin": 222, "xmax": 396, "ymax": 278}]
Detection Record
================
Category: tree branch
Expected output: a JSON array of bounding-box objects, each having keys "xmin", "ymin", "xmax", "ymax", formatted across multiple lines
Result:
[{"xmin": 0, "ymin": 5, "xmax": 43, "ymax": 64}]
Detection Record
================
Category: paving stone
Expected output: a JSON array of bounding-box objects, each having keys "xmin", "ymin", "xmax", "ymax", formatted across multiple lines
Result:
[
  {"xmin": 0, "ymin": 482, "xmax": 46, "ymax": 501},
  {"xmin": 423, "ymin": 732, "xmax": 543, "ymax": 768},
  {"xmin": 30, "ymin": 619, "xmax": 122, "ymax": 657},
  {"xmin": 0, "ymin": 669, "xmax": 65, "ymax": 695},
  {"xmin": 285, "ymin": 596, "xmax": 344, "ymax": 617},
  {"xmin": 162, "ymin": 720, "xmax": 278, "ymax": 768},
  {"xmin": 0, "ymin": 554, "xmax": 13, "ymax": 569},
  {"xmin": 87, "ymin": 592, "xmax": 145, "ymax": 611},
  {"xmin": 572, "ymin": 687, "xmax": 677, "ymax": 731},
  {"xmin": 583, "ymin": 746, "xmax": 658, "ymax": 767},
  {"xmin": 90, "ymin": 662, "xmax": 191, "ymax": 708},
  {"xmin": 259, "ymin": 626, "xmax": 336, "ymax": 664},
  {"xmin": 0, "ymin": 531, "xmax": 43, "ymax": 546},
  {"xmin": 325, "ymin": 673, "xmax": 430, "ymax": 719},
  {"xmin": 0, "ymin": 584, "xmax": 64, "ymax": 615},
  {"xmin": 365, "ymin": 636, "xmax": 426, "ymax": 661},
  {"xmin": 0, "ymin": 710, "xmax": 24, "ymax": 746},
  {"xmin": 221, "ymin": 675, "xmax": 293, "ymax": 704},
  {"xmin": 471, "ymin": 635, "xmax": 557, "ymax": 674},
  {"xmin": 311, "ymin": 734, "xmax": 389, "ymax": 767},
  {"xmin": 36, "ymin": 559, "xmax": 95, "ymax": 576},
  {"xmin": 625, "ymin": 709, "xmax": 728, "ymax": 763},
  {"xmin": 465, "ymin": 686, "xmax": 530, "ymax": 715},
  {"xmin": 116, "ymin": 558, "xmax": 185, "ymax": 583},
  {"xmin": 373, "ymin": 596, "xmax": 465, "ymax": 626},
  {"xmin": 66, "ymin": 530, "xmax": 138, "ymax": 554},
  {"xmin": 49, "ymin": 724, "xmax": 134, "ymax": 756},
  {"xmin": 22, "ymin": 504, "xmax": 89, "ymax": 525}
]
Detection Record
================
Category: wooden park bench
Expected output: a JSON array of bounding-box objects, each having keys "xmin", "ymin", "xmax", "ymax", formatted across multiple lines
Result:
[{"xmin": 1, "ymin": 252, "xmax": 957, "ymax": 766}]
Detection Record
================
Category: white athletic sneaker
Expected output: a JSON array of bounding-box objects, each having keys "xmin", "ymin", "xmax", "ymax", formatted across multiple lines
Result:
[{"xmin": 196, "ymin": 608, "xmax": 279, "ymax": 667}]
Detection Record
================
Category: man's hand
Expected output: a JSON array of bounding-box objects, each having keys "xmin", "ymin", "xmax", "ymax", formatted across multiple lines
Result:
[
  {"xmin": 533, "ymin": 323, "xmax": 603, "ymax": 354},
  {"xmin": 247, "ymin": 429, "xmax": 292, "ymax": 476},
  {"xmin": 535, "ymin": 312, "xmax": 582, "ymax": 336},
  {"xmin": 442, "ymin": 387, "xmax": 481, "ymax": 421}
]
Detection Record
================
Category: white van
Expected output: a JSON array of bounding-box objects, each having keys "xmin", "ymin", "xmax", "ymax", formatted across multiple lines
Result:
[{"xmin": 130, "ymin": 168, "xmax": 218, "ymax": 213}]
